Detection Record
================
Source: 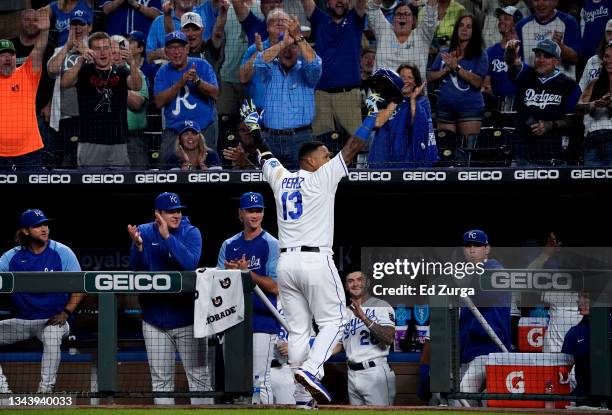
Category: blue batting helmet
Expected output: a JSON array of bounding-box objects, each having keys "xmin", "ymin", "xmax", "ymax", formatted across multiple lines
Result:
[{"xmin": 367, "ymin": 68, "xmax": 404, "ymax": 103}]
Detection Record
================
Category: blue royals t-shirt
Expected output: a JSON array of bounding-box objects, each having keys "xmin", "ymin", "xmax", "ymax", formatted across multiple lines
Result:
[
  {"xmin": 0, "ymin": 240, "xmax": 81, "ymax": 320},
  {"xmin": 217, "ymin": 230, "xmax": 280, "ymax": 334},
  {"xmin": 309, "ymin": 7, "xmax": 365, "ymax": 90},
  {"xmin": 431, "ymin": 49, "xmax": 489, "ymax": 111},
  {"xmin": 581, "ymin": 0, "xmax": 610, "ymax": 58},
  {"xmin": 486, "ymin": 43, "xmax": 517, "ymax": 98},
  {"xmin": 154, "ymin": 57, "xmax": 218, "ymax": 131}
]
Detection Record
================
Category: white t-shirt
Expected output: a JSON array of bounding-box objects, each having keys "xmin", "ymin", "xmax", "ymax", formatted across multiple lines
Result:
[
  {"xmin": 262, "ymin": 154, "xmax": 348, "ymax": 249},
  {"xmin": 341, "ymin": 297, "xmax": 395, "ymax": 363}
]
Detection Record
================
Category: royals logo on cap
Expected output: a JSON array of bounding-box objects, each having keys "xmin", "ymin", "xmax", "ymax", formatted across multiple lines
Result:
[
  {"xmin": 240, "ymin": 192, "xmax": 264, "ymax": 209},
  {"xmin": 20, "ymin": 209, "xmax": 51, "ymax": 228},
  {"xmin": 165, "ymin": 31, "xmax": 188, "ymax": 46},
  {"xmin": 155, "ymin": 192, "xmax": 187, "ymax": 211},
  {"xmin": 181, "ymin": 12, "xmax": 204, "ymax": 29},
  {"xmin": 462, "ymin": 229, "xmax": 489, "ymax": 246}
]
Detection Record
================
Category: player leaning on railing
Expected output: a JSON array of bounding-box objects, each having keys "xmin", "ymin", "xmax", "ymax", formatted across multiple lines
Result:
[{"xmin": 237, "ymin": 68, "xmax": 402, "ymax": 407}]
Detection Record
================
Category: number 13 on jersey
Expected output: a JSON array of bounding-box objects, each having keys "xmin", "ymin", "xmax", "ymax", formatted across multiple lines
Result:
[{"xmin": 281, "ymin": 191, "xmax": 303, "ymax": 220}]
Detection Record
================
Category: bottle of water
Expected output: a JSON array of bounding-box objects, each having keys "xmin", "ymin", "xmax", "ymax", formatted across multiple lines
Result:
[
  {"xmin": 252, "ymin": 375, "xmax": 261, "ymax": 405},
  {"xmin": 544, "ymin": 379, "xmax": 554, "ymax": 409}
]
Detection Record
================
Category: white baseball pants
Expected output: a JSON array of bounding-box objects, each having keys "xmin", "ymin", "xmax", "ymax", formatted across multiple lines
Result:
[
  {"xmin": 277, "ymin": 251, "xmax": 347, "ymax": 380},
  {"xmin": 142, "ymin": 321, "xmax": 212, "ymax": 405},
  {"xmin": 0, "ymin": 318, "xmax": 69, "ymax": 392},
  {"xmin": 348, "ymin": 360, "xmax": 396, "ymax": 405},
  {"xmin": 253, "ymin": 332, "xmax": 276, "ymax": 404}
]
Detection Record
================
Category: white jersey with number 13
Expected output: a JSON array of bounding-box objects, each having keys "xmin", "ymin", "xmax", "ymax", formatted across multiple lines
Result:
[{"xmin": 262, "ymin": 154, "xmax": 348, "ymax": 249}]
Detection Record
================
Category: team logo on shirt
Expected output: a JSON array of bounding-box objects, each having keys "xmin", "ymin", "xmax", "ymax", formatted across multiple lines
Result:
[
  {"xmin": 212, "ymin": 296, "xmax": 223, "ymax": 307},
  {"xmin": 219, "ymin": 278, "xmax": 231, "ymax": 289},
  {"xmin": 524, "ymin": 89, "xmax": 562, "ymax": 109},
  {"xmin": 491, "ymin": 59, "xmax": 508, "ymax": 73},
  {"xmin": 584, "ymin": 6, "xmax": 608, "ymax": 22}
]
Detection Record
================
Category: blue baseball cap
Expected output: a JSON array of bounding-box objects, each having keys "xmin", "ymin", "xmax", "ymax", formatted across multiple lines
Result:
[
  {"xmin": 128, "ymin": 30, "xmax": 146, "ymax": 45},
  {"xmin": 533, "ymin": 39, "xmax": 561, "ymax": 59},
  {"xmin": 165, "ymin": 31, "xmax": 188, "ymax": 46},
  {"xmin": 155, "ymin": 192, "xmax": 187, "ymax": 211},
  {"xmin": 20, "ymin": 209, "xmax": 51, "ymax": 228},
  {"xmin": 462, "ymin": 230, "xmax": 489, "ymax": 246},
  {"xmin": 240, "ymin": 192, "xmax": 265, "ymax": 209},
  {"xmin": 179, "ymin": 120, "xmax": 201, "ymax": 136},
  {"xmin": 70, "ymin": 8, "xmax": 92, "ymax": 25}
]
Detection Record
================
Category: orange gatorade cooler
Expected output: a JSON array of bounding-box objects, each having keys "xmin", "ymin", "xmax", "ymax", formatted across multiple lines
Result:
[
  {"xmin": 486, "ymin": 352, "xmax": 573, "ymax": 408},
  {"xmin": 518, "ymin": 317, "xmax": 548, "ymax": 352}
]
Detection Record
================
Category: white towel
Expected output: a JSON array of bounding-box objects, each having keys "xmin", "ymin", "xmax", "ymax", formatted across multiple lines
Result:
[{"xmin": 194, "ymin": 268, "xmax": 244, "ymax": 338}]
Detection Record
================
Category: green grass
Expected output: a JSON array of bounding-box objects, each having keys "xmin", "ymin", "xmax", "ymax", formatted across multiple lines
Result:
[{"xmin": 0, "ymin": 410, "xmax": 528, "ymax": 415}]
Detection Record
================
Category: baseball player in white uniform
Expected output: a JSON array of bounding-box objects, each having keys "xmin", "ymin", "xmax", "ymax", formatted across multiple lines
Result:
[
  {"xmin": 262, "ymin": 139, "xmax": 354, "ymax": 406},
  {"xmin": 240, "ymin": 67, "xmax": 404, "ymax": 405},
  {"xmin": 338, "ymin": 270, "xmax": 396, "ymax": 405}
]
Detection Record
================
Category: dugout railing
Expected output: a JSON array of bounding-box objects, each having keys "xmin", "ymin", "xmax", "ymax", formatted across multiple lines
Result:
[
  {"xmin": 0, "ymin": 271, "xmax": 254, "ymax": 403},
  {"xmin": 430, "ymin": 292, "xmax": 612, "ymax": 408}
]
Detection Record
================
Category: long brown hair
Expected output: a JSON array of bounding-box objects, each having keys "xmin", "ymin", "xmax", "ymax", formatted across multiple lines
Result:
[{"xmin": 448, "ymin": 14, "xmax": 483, "ymax": 60}]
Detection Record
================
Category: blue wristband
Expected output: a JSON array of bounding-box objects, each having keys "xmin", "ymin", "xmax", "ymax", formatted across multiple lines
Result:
[{"xmin": 354, "ymin": 114, "xmax": 376, "ymax": 141}]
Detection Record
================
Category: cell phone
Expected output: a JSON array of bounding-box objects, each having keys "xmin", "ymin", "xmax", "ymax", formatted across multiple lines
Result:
[{"xmin": 120, "ymin": 40, "xmax": 128, "ymax": 50}]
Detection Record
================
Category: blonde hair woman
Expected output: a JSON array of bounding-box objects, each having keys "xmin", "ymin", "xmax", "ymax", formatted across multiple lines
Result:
[{"xmin": 168, "ymin": 120, "xmax": 222, "ymax": 170}]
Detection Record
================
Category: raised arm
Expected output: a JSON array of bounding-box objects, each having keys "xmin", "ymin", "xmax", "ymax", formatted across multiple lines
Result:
[
  {"xmin": 31, "ymin": 8, "xmax": 50, "ymax": 72},
  {"xmin": 230, "ymin": 0, "xmax": 250, "ymax": 22},
  {"xmin": 163, "ymin": 1, "xmax": 175, "ymax": 33},
  {"xmin": 60, "ymin": 56, "xmax": 84, "ymax": 89},
  {"xmin": 129, "ymin": 0, "xmax": 162, "ymax": 19},
  {"xmin": 302, "ymin": 0, "xmax": 316, "ymax": 19},
  {"xmin": 355, "ymin": 0, "xmax": 367, "ymax": 17},
  {"xmin": 102, "ymin": 0, "xmax": 126, "ymax": 14},
  {"xmin": 504, "ymin": 39, "xmax": 523, "ymax": 79},
  {"xmin": 124, "ymin": 48, "xmax": 143, "ymax": 91},
  {"xmin": 211, "ymin": 0, "xmax": 229, "ymax": 49},
  {"xmin": 239, "ymin": 33, "xmax": 264, "ymax": 83}
]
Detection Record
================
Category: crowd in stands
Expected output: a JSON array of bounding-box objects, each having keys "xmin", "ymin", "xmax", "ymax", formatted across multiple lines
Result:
[{"xmin": 0, "ymin": 0, "xmax": 610, "ymax": 170}]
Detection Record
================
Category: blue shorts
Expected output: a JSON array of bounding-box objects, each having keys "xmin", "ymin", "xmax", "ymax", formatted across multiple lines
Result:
[{"xmin": 437, "ymin": 108, "xmax": 484, "ymax": 124}]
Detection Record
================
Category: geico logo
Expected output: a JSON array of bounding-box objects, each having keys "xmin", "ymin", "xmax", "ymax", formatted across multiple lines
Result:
[
  {"xmin": 491, "ymin": 271, "xmax": 572, "ymax": 289},
  {"xmin": 29, "ymin": 174, "xmax": 71, "ymax": 184},
  {"xmin": 403, "ymin": 171, "xmax": 446, "ymax": 181},
  {"xmin": 241, "ymin": 172, "xmax": 264, "ymax": 182},
  {"xmin": 527, "ymin": 327, "xmax": 544, "ymax": 347},
  {"xmin": 505, "ymin": 371, "xmax": 525, "ymax": 394},
  {"xmin": 187, "ymin": 172, "xmax": 230, "ymax": 183},
  {"xmin": 570, "ymin": 169, "xmax": 612, "ymax": 179},
  {"xmin": 348, "ymin": 171, "xmax": 392, "ymax": 181},
  {"xmin": 81, "ymin": 174, "xmax": 125, "ymax": 184},
  {"xmin": 0, "ymin": 175, "xmax": 17, "ymax": 184},
  {"xmin": 514, "ymin": 169, "xmax": 559, "ymax": 180},
  {"xmin": 94, "ymin": 274, "xmax": 171, "ymax": 290},
  {"xmin": 135, "ymin": 173, "xmax": 177, "ymax": 183},
  {"xmin": 457, "ymin": 170, "xmax": 503, "ymax": 181}
]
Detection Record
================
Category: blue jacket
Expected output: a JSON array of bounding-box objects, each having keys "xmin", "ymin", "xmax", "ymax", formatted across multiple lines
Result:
[
  {"xmin": 0, "ymin": 240, "xmax": 80, "ymax": 320},
  {"xmin": 562, "ymin": 316, "xmax": 590, "ymax": 397},
  {"xmin": 130, "ymin": 216, "xmax": 201, "ymax": 329},
  {"xmin": 459, "ymin": 258, "xmax": 512, "ymax": 364},
  {"xmin": 368, "ymin": 96, "xmax": 438, "ymax": 169}
]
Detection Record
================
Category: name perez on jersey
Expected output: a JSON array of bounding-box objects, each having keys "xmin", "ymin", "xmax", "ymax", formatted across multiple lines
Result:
[{"xmin": 281, "ymin": 177, "xmax": 304, "ymax": 190}]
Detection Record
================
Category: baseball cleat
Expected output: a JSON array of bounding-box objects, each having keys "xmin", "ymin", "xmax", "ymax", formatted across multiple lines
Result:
[
  {"xmin": 295, "ymin": 369, "xmax": 331, "ymax": 403},
  {"xmin": 295, "ymin": 399, "xmax": 318, "ymax": 410}
]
